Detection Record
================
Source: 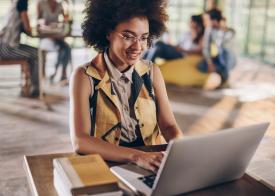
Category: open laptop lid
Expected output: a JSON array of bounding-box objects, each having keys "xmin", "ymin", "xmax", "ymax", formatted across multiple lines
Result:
[{"xmin": 152, "ymin": 122, "xmax": 269, "ymax": 196}]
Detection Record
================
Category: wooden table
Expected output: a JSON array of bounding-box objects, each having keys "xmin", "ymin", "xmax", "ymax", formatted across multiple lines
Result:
[{"xmin": 24, "ymin": 145, "xmax": 275, "ymax": 196}]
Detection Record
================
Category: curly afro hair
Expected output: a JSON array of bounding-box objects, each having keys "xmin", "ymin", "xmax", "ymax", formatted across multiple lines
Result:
[{"xmin": 82, "ymin": 0, "xmax": 168, "ymax": 52}]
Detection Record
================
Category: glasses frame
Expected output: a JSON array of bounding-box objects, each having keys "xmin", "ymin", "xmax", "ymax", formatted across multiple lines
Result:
[{"xmin": 115, "ymin": 31, "xmax": 149, "ymax": 47}]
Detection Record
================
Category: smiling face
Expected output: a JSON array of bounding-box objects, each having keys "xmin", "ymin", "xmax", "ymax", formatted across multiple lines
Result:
[{"xmin": 107, "ymin": 16, "xmax": 149, "ymax": 71}]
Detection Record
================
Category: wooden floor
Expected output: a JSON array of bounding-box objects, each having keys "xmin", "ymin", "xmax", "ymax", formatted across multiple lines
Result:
[{"xmin": 0, "ymin": 53, "xmax": 275, "ymax": 195}]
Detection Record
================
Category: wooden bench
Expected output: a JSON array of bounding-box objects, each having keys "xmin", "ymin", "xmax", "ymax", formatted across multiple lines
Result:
[{"xmin": 0, "ymin": 59, "xmax": 31, "ymax": 96}]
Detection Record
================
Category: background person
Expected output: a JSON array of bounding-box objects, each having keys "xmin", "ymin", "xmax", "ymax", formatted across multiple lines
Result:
[
  {"xmin": 70, "ymin": 0, "xmax": 183, "ymax": 172},
  {"xmin": 199, "ymin": 8, "xmax": 236, "ymax": 84},
  {"xmin": 143, "ymin": 14, "xmax": 204, "ymax": 63},
  {"xmin": 0, "ymin": 0, "xmax": 39, "ymax": 97},
  {"xmin": 37, "ymin": 0, "xmax": 71, "ymax": 82},
  {"xmin": 176, "ymin": 14, "xmax": 205, "ymax": 56}
]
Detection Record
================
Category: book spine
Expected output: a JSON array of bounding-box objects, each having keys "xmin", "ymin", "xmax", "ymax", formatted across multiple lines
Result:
[
  {"xmin": 54, "ymin": 169, "xmax": 73, "ymax": 196},
  {"xmin": 53, "ymin": 159, "xmax": 75, "ymax": 189},
  {"xmin": 57, "ymin": 158, "xmax": 84, "ymax": 188}
]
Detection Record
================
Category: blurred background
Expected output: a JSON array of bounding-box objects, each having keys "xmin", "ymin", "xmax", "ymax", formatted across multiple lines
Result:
[{"xmin": 1, "ymin": 0, "xmax": 275, "ymax": 63}]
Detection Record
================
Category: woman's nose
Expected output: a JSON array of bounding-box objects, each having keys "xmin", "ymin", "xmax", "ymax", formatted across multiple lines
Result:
[{"xmin": 130, "ymin": 38, "xmax": 143, "ymax": 50}]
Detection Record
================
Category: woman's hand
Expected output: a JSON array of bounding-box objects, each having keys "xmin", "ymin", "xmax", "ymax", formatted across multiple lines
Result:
[{"xmin": 132, "ymin": 151, "xmax": 164, "ymax": 173}]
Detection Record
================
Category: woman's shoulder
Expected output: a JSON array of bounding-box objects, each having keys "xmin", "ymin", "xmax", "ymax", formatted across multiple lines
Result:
[
  {"xmin": 140, "ymin": 59, "xmax": 159, "ymax": 70},
  {"xmin": 70, "ymin": 64, "xmax": 93, "ymax": 93},
  {"xmin": 71, "ymin": 63, "xmax": 91, "ymax": 82},
  {"xmin": 138, "ymin": 59, "xmax": 159, "ymax": 81},
  {"xmin": 139, "ymin": 59, "xmax": 154, "ymax": 70}
]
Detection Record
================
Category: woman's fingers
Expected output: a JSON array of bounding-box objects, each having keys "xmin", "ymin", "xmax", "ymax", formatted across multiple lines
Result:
[
  {"xmin": 147, "ymin": 163, "xmax": 158, "ymax": 173},
  {"xmin": 133, "ymin": 151, "xmax": 166, "ymax": 172}
]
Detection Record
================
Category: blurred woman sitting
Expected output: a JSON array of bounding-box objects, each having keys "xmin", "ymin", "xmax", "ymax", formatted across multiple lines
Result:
[
  {"xmin": 0, "ymin": 0, "xmax": 39, "ymax": 97},
  {"xmin": 176, "ymin": 14, "xmax": 204, "ymax": 56},
  {"xmin": 37, "ymin": 0, "xmax": 71, "ymax": 82},
  {"xmin": 144, "ymin": 14, "xmax": 204, "ymax": 63}
]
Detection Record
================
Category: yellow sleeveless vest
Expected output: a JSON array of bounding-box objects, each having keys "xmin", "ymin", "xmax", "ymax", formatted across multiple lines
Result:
[{"xmin": 85, "ymin": 54, "xmax": 165, "ymax": 146}]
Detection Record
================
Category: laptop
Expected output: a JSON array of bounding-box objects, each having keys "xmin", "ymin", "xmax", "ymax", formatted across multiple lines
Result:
[{"xmin": 111, "ymin": 123, "xmax": 269, "ymax": 196}]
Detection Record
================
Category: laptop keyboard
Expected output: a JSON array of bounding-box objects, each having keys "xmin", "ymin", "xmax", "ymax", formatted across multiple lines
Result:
[{"xmin": 138, "ymin": 174, "xmax": 156, "ymax": 188}]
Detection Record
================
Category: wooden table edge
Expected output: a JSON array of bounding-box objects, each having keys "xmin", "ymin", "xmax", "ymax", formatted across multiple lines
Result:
[{"xmin": 24, "ymin": 155, "xmax": 39, "ymax": 196}]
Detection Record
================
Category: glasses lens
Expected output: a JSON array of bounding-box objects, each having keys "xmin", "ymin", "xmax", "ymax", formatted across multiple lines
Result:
[
  {"xmin": 119, "ymin": 32, "xmax": 148, "ymax": 46},
  {"xmin": 140, "ymin": 37, "xmax": 148, "ymax": 45}
]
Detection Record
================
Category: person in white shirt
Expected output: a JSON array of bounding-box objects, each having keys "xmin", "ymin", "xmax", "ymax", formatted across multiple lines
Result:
[{"xmin": 198, "ymin": 8, "xmax": 236, "ymax": 84}]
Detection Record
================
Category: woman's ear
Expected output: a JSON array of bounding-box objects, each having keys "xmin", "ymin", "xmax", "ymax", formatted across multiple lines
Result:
[{"xmin": 106, "ymin": 33, "xmax": 110, "ymax": 41}]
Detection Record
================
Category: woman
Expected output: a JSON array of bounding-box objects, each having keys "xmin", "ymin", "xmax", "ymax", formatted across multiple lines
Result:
[
  {"xmin": 0, "ymin": 0, "xmax": 39, "ymax": 97},
  {"xmin": 143, "ymin": 14, "xmax": 204, "ymax": 63},
  {"xmin": 176, "ymin": 14, "xmax": 204, "ymax": 55},
  {"xmin": 37, "ymin": 0, "xmax": 71, "ymax": 82},
  {"xmin": 70, "ymin": 0, "xmax": 183, "ymax": 172}
]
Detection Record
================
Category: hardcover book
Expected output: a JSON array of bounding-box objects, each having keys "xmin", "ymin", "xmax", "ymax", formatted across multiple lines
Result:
[{"xmin": 53, "ymin": 154, "xmax": 122, "ymax": 195}]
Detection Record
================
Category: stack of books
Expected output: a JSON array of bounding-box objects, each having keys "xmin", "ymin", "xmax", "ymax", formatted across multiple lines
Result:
[{"xmin": 53, "ymin": 154, "xmax": 123, "ymax": 196}]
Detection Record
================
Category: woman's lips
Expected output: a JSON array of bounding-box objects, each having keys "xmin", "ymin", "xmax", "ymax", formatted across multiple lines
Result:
[{"xmin": 126, "ymin": 51, "xmax": 141, "ymax": 60}]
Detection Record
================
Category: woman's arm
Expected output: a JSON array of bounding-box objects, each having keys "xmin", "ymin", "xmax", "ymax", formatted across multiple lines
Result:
[
  {"xmin": 176, "ymin": 42, "xmax": 203, "ymax": 55},
  {"xmin": 175, "ymin": 32, "xmax": 203, "ymax": 56},
  {"xmin": 17, "ymin": 0, "xmax": 31, "ymax": 35},
  {"xmin": 202, "ymin": 27, "xmax": 216, "ymax": 72},
  {"xmin": 223, "ymin": 28, "xmax": 236, "ymax": 43},
  {"xmin": 37, "ymin": 2, "xmax": 42, "ymax": 20},
  {"xmin": 152, "ymin": 64, "xmax": 183, "ymax": 141},
  {"xmin": 60, "ymin": 4, "xmax": 69, "ymax": 22},
  {"xmin": 70, "ymin": 67, "xmax": 163, "ymax": 172},
  {"xmin": 20, "ymin": 11, "xmax": 32, "ymax": 35},
  {"xmin": 186, "ymin": 38, "xmax": 203, "ymax": 55}
]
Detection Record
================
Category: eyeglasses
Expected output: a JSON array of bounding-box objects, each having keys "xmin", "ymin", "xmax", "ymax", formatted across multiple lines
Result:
[{"xmin": 115, "ymin": 31, "xmax": 149, "ymax": 46}]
